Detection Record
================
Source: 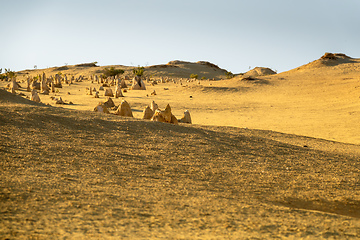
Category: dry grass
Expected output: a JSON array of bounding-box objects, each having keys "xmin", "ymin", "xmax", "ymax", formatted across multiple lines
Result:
[{"xmin": 1, "ymin": 89, "xmax": 360, "ymax": 239}]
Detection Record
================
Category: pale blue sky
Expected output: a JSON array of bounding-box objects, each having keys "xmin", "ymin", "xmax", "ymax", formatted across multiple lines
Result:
[{"xmin": 1, "ymin": 0, "xmax": 360, "ymax": 73}]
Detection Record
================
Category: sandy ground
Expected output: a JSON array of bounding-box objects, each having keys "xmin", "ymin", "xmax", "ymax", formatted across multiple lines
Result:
[
  {"xmin": 1, "ymin": 56, "xmax": 360, "ymax": 239},
  {"xmin": 5, "ymin": 59, "xmax": 360, "ymax": 145}
]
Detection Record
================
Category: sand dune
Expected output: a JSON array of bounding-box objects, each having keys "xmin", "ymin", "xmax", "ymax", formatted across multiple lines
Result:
[{"xmin": 1, "ymin": 54, "xmax": 360, "ymax": 238}]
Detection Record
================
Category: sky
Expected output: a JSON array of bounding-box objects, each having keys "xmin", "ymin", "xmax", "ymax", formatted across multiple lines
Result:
[{"xmin": 1, "ymin": 0, "xmax": 360, "ymax": 74}]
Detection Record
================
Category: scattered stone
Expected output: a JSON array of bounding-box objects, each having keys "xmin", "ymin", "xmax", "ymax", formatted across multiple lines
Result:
[
  {"xmin": 94, "ymin": 92, "xmax": 99, "ymax": 98},
  {"xmin": 151, "ymin": 90, "xmax": 157, "ymax": 96},
  {"xmin": 55, "ymin": 97, "xmax": 65, "ymax": 104},
  {"xmin": 99, "ymin": 86, "xmax": 104, "ymax": 91}
]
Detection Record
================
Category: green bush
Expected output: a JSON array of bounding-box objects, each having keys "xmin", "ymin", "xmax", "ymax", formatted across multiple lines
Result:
[
  {"xmin": 226, "ymin": 71, "xmax": 234, "ymax": 79},
  {"xmin": 190, "ymin": 74, "xmax": 198, "ymax": 79},
  {"xmin": 0, "ymin": 68, "xmax": 16, "ymax": 79},
  {"xmin": 103, "ymin": 67, "xmax": 125, "ymax": 77},
  {"xmin": 133, "ymin": 66, "xmax": 145, "ymax": 77}
]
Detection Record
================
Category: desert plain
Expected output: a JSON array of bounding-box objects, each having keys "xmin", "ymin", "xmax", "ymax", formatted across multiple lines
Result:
[{"xmin": 1, "ymin": 53, "xmax": 360, "ymax": 239}]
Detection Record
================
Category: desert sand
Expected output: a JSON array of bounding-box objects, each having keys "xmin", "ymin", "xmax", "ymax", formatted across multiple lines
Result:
[{"xmin": 1, "ymin": 54, "xmax": 360, "ymax": 239}]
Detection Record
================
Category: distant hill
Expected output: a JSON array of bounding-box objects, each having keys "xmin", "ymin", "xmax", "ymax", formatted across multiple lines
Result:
[
  {"xmin": 284, "ymin": 52, "xmax": 360, "ymax": 73},
  {"xmin": 243, "ymin": 67, "xmax": 277, "ymax": 77},
  {"xmin": 15, "ymin": 60, "xmax": 229, "ymax": 80}
]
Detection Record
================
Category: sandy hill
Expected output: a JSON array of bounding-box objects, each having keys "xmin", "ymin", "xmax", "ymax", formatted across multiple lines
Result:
[
  {"xmin": 16, "ymin": 60, "xmax": 228, "ymax": 80},
  {"xmin": 1, "ymin": 89, "xmax": 360, "ymax": 238},
  {"xmin": 290, "ymin": 53, "xmax": 358, "ymax": 72},
  {"xmin": 243, "ymin": 67, "xmax": 277, "ymax": 77}
]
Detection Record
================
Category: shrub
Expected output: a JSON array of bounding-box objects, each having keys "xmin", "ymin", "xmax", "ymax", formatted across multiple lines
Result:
[
  {"xmin": 75, "ymin": 62, "xmax": 98, "ymax": 68},
  {"xmin": 201, "ymin": 76, "xmax": 206, "ymax": 80},
  {"xmin": 103, "ymin": 67, "xmax": 124, "ymax": 77},
  {"xmin": 1, "ymin": 68, "xmax": 16, "ymax": 79},
  {"xmin": 190, "ymin": 74, "xmax": 198, "ymax": 79},
  {"xmin": 133, "ymin": 66, "xmax": 145, "ymax": 77},
  {"xmin": 226, "ymin": 71, "xmax": 234, "ymax": 79}
]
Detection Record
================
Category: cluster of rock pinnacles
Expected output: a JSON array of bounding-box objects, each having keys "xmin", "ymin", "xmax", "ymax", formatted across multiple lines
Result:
[
  {"xmin": 95, "ymin": 99, "xmax": 191, "ymax": 125},
  {"xmin": 7, "ymin": 72, "xmax": 191, "ymax": 124},
  {"xmin": 91, "ymin": 76, "xmax": 191, "ymax": 124}
]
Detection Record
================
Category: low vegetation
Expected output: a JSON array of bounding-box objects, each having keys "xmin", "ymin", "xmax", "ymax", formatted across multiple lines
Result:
[
  {"xmin": 226, "ymin": 71, "xmax": 234, "ymax": 79},
  {"xmin": 103, "ymin": 67, "xmax": 125, "ymax": 78},
  {"xmin": 190, "ymin": 73, "xmax": 198, "ymax": 79},
  {"xmin": 0, "ymin": 68, "xmax": 16, "ymax": 80},
  {"xmin": 133, "ymin": 66, "xmax": 145, "ymax": 76}
]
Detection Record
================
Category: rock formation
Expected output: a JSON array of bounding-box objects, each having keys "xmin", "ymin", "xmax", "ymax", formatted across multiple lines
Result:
[
  {"xmin": 30, "ymin": 89, "xmax": 41, "ymax": 103},
  {"xmin": 142, "ymin": 106, "xmax": 154, "ymax": 120},
  {"xmin": 51, "ymin": 81, "xmax": 55, "ymax": 93},
  {"xmin": 115, "ymin": 84, "xmax": 124, "ymax": 98},
  {"xmin": 94, "ymin": 103, "xmax": 110, "ymax": 114},
  {"xmin": 41, "ymin": 78, "xmax": 50, "ymax": 94},
  {"xmin": 131, "ymin": 76, "xmax": 146, "ymax": 90},
  {"xmin": 120, "ymin": 79, "xmax": 127, "ymax": 88},
  {"xmin": 104, "ymin": 88, "xmax": 114, "ymax": 97},
  {"xmin": 8, "ymin": 79, "xmax": 20, "ymax": 90},
  {"xmin": 114, "ymin": 100, "xmax": 133, "ymax": 117},
  {"xmin": 151, "ymin": 104, "xmax": 178, "ymax": 125},
  {"xmin": 103, "ymin": 97, "xmax": 115, "ymax": 109},
  {"xmin": 31, "ymin": 81, "xmax": 40, "ymax": 90},
  {"xmin": 26, "ymin": 78, "xmax": 31, "ymax": 92},
  {"xmin": 55, "ymin": 97, "xmax": 65, "ymax": 104},
  {"xmin": 150, "ymin": 101, "xmax": 159, "ymax": 112},
  {"xmin": 178, "ymin": 110, "xmax": 192, "ymax": 124}
]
